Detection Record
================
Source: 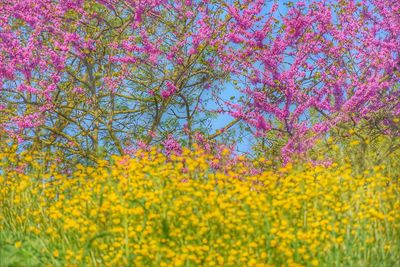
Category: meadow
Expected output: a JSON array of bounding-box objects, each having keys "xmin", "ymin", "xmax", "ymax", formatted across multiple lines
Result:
[
  {"xmin": 1, "ymin": 0, "xmax": 399, "ymax": 266},
  {"xmin": 1, "ymin": 146, "xmax": 399, "ymax": 267}
]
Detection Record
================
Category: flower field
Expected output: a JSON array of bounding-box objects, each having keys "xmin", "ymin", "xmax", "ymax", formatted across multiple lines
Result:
[
  {"xmin": 1, "ymin": 147, "xmax": 399, "ymax": 267},
  {"xmin": 1, "ymin": 0, "xmax": 399, "ymax": 266}
]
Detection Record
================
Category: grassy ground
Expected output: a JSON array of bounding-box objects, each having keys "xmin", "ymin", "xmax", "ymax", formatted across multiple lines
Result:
[{"xmin": 1, "ymin": 149, "xmax": 399, "ymax": 266}]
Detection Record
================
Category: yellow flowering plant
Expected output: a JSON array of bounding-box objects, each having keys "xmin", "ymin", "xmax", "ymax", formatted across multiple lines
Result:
[{"xmin": 0, "ymin": 146, "xmax": 399, "ymax": 266}]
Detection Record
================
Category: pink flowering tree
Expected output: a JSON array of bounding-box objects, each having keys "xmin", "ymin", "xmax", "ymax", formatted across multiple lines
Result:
[
  {"xmin": 0, "ymin": 0, "xmax": 398, "ymax": 161},
  {"xmin": 1, "ymin": 0, "xmax": 232, "ymax": 159},
  {"xmin": 215, "ymin": 0, "xmax": 399, "ymax": 161}
]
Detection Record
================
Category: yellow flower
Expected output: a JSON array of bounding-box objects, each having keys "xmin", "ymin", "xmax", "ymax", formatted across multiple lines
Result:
[
  {"xmin": 15, "ymin": 241, "xmax": 22, "ymax": 249},
  {"xmin": 311, "ymin": 259, "xmax": 319, "ymax": 266},
  {"xmin": 336, "ymin": 236, "xmax": 344, "ymax": 244},
  {"xmin": 270, "ymin": 239, "xmax": 277, "ymax": 247}
]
